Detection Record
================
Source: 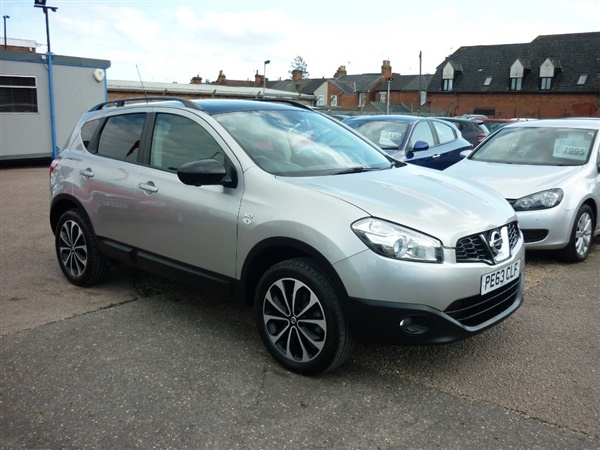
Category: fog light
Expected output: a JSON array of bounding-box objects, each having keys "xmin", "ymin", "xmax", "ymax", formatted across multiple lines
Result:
[{"xmin": 399, "ymin": 315, "xmax": 430, "ymax": 335}]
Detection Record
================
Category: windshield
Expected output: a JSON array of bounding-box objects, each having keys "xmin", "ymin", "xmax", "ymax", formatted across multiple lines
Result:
[
  {"xmin": 471, "ymin": 126, "xmax": 597, "ymax": 166},
  {"xmin": 345, "ymin": 120, "xmax": 409, "ymax": 150},
  {"xmin": 214, "ymin": 109, "xmax": 393, "ymax": 176}
]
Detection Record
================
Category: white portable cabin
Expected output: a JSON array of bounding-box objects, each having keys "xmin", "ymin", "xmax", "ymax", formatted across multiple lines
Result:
[{"xmin": 0, "ymin": 49, "xmax": 110, "ymax": 163}]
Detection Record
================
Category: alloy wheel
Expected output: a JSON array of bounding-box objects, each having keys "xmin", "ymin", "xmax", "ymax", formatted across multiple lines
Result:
[
  {"xmin": 574, "ymin": 211, "xmax": 593, "ymax": 258},
  {"xmin": 58, "ymin": 219, "xmax": 88, "ymax": 279},
  {"xmin": 261, "ymin": 278, "xmax": 327, "ymax": 363}
]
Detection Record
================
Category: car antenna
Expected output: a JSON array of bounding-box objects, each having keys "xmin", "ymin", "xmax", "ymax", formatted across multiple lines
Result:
[{"xmin": 135, "ymin": 64, "xmax": 148, "ymax": 101}]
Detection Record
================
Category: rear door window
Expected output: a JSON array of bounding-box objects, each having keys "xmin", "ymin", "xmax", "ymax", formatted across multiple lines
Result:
[
  {"xmin": 97, "ymin": 113, "xmax": 146, "ymax": 161},
  {"xmin": 432, "ymin": 120, "xmax": 457, "ymax": 144}
]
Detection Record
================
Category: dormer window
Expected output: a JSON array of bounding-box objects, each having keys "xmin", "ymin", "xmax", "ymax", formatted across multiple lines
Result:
[
  {"xmin": 539, "ymin": 58, "xmax": 561, "ymax": 91},
  {"xmin": 540, "ymin": 77, "xmax": 552, "ymax": 90},
  {"xmin": 509, "ymin": 59, "xmax": 530, "ymax": 91},
  {"xmin": 442, "ymin": 61, "xmax": 462, "ymax": 91}
]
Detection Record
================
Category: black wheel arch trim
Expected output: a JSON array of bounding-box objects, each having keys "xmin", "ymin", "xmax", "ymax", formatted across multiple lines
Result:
[
  {"xmin": 50, "ymin": 194, "xmax": 92, "ymax": 235},
  {"xmin": 238, "ymin": 236, "xmax": 348, "ymax": 305}
]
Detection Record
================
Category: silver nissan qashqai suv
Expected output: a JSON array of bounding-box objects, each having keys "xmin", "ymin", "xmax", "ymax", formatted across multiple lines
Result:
[{"xmin": 50, "ymin": 97, "xmax": 525, "ymax": 375}]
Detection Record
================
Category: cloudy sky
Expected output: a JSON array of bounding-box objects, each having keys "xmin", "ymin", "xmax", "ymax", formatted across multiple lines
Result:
[{"xmin": 2, "ymin": 0, "xmax": 599, "ymax": 83}]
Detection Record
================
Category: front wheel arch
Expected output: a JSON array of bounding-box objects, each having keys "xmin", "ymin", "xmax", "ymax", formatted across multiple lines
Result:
[
  {"xmin": 254, "ymin": 257, "xmax": 355, "ymax": 375},
  {"xmin": 239, "ymin": 237, "xmax": 348, "ymax": 305}
]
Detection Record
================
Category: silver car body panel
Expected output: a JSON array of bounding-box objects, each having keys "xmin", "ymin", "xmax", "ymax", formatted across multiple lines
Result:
[
  {"xmin": 446, "ymin": 118, "xmax": 600, "ymax": 250},
  {"xmin": 283, "ymin": 164, "xmax": 517, "ymax": 247}
]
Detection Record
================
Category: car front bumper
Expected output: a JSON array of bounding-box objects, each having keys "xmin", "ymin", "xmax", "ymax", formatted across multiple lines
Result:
[
  {"xmin": 334, "ymin": 240, "xmax": 525, "ymax": 345},
  {"xmin": 344, "ymin": 274, "xmax": 524, "ymax": 345},
  {"xmin": 516, "ymin": 207, "xmax": 574, "ymax": 250}
]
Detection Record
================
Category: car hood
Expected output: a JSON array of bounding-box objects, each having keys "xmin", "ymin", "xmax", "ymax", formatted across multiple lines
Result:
[
  {"xmin": 283, "ymin": 165, "xmax": 516, "ymax": 245},
  {"xmin": 445, "ymin": 159, "xmax": 583, "ymax": 199}
]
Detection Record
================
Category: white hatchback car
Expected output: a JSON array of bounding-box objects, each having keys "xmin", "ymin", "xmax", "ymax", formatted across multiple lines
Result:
[{"xmin": 446, "ymin": 118, "xmax": 600, "ymax": 261}]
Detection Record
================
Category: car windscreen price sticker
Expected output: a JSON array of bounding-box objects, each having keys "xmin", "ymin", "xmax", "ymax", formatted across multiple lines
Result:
[
  {"xmin": 552, "ymin": 138, "xmax": 590, "ymax": 161},
  {"xmin": 481, "ymin": 259, "xmax": 521, "ymax": 295},
  {"xmin": 379, "ymin": 130, "xmax": 403, "ymax": 147}
]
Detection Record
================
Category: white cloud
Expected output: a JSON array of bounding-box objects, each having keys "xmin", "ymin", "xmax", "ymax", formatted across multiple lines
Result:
[{"xmin": 5, "ymin": 0, "xmax": 598, "ymax": 84}]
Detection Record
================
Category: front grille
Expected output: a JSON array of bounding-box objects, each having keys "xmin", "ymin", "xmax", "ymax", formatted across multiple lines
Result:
[
  {"xmin": 456, "ymin": 221, "xmax": 520, "ymax": 264},
  {"xmin": 444, "ymin": 276, "xmax": 521, "ymax": 327}
]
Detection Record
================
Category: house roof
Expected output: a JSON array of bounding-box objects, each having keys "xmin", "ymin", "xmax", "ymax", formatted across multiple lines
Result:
[
  {"xmin": 268, "ymin": 72, "xmax": 387, "ymax": 96},
  {"xmin": 268, "ymin": 78, "xmax": 327, "ymax": 95},
  {"xmin": 374, "ymin": 74, "xmax": 430, "ymax": 92},
  {"xmin": 427, "ymin": 32, "xmax": 600, "ymax": 93},
  {"xmin": 334, "ymin": 73, "xmax": 385, "ymax": 93}
]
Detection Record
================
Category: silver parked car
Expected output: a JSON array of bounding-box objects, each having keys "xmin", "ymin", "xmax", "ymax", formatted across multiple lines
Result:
[
  {"xmin": 50, "ymin": 97, "xmax": 525, "ymax": 375},
  {"xmin": 446, "ymin": 118, "xmax": 600, "ymax": 261}
]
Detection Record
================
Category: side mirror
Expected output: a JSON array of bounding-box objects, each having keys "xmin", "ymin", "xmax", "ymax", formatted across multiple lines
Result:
[
  {"xmin": 412, "ymin": 141, "xmax": 429, "ymax": 152},
  {"xmin": 177, "ymin": 159, "xmax": 236, "ymax": 187},
  {"xmin": 460, "ymin": 149, "xmax": 472, "ymax": 158}
]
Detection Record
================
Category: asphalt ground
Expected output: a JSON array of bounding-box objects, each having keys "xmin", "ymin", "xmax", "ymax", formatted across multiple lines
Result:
[{"xmin": 1, "ymin": 166, "xmax": 599, "ymax": 449}]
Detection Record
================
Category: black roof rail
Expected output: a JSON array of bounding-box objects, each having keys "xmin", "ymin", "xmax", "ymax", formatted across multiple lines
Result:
[
  {"xmin": 88, "ymin": 96, "xmax": 203, "ymax": 112},
  {"xmin": 254, "ymin": 98, "xmax": 314, "ymax": 111}
]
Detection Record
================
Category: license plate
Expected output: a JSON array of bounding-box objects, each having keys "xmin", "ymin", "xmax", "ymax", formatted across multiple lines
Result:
[{"xmin": 481, "ymin": 259, "xmax": 521, "ymax": 295}]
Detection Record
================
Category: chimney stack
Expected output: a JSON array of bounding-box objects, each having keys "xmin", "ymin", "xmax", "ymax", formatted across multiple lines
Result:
[
  {"xmin": 381, "ymin": 60, "xmax": 392, "ymax": 79},
  {"xmin": 255, "ymin": 70, "xmax": 264, "ymax": 87},
  {"xmin": 334, "ymin": 65, "xmax": 347, "ymax": 78},
  {"xmin": 190, "ymin": 75, "xmax": 203, "ymax": 85},
  {"xmin": 217, "ymin": 70, "xmax": 226, "ymax": 85},
  {"xmin": 292, "ymin": 69, "xmax": 303, "ymax": 82}
]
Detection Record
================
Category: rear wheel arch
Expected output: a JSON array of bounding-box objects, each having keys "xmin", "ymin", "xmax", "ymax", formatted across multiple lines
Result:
[{"xmin": 50, "ymin": 195, "xmax": 90, "ymax": 235}]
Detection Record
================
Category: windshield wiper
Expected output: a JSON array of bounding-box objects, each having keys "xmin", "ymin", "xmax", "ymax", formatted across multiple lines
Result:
[{"xmin": 332, "ymin": 166, "xmax": 387, "ymax": 175}]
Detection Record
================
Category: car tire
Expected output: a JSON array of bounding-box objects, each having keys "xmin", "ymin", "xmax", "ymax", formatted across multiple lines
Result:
[
  {"xmin": 255, "ymin": 258, "xmax": 355, "ymax": 375},
  {"xmin": 560, "ymin": 204, "xmax": 595, "ymax": 262},
  {"xmin": 55, "ymin": 209, "xmax": 108, "ymax": 286}
]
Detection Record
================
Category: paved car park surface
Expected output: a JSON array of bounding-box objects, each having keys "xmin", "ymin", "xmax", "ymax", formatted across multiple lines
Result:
[{"xmin": 1, "ymin": 166, "xmax": 599, "ymax": 449}]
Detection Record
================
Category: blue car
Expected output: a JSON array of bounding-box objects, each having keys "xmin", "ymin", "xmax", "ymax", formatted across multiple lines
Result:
[{"xmin": 343, "ymin": 115, "xmax": 472, "ymax": 170}]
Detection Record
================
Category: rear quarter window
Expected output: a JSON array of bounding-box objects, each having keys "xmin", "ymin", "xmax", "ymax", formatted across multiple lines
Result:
[{"xmin": 80, "ymin": 118, "xmax": 103, "ymax": 150}]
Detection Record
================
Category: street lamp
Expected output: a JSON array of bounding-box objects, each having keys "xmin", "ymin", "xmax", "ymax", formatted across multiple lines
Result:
[
  {"xmin": 3, "ymin": 15, "xmax": 9, "ymax": 50},
  {"xmin": 33, "ymin": 0, "xmax": 59, "ymax": 159},
  {"xmin": 34, "ymin": 0, "xmax": 58, "ymax": 54},
  {"xmin": 263, "ymin": 60, "xmax": 270, "ymax": 97}
]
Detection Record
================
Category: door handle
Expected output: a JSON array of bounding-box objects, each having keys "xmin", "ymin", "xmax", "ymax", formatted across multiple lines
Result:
[
  {"xmin": 431, "ymin": 154, "xmax": 441, "ymax": 159},
  {"xmin": 138, "ymin": 182, "xmax": 159, "ymax": 193},
  {"xmin": 79, "ymin": 168, "xmax": 94, "ymax": 178}
]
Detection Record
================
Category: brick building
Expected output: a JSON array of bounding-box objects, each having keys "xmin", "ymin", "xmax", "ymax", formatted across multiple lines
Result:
[{"xmin": 425, "ymin": 32, "xmax": 600, "ymax": 118}]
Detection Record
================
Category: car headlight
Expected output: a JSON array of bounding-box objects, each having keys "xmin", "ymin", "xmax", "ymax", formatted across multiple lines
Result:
[
  {"xmin": 352, "ymin": 218, "xmax": 443, "ymax": 263},
  {"xmin": 513, "ymin": 188, "xmax": 563, "ymax": 211}
]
